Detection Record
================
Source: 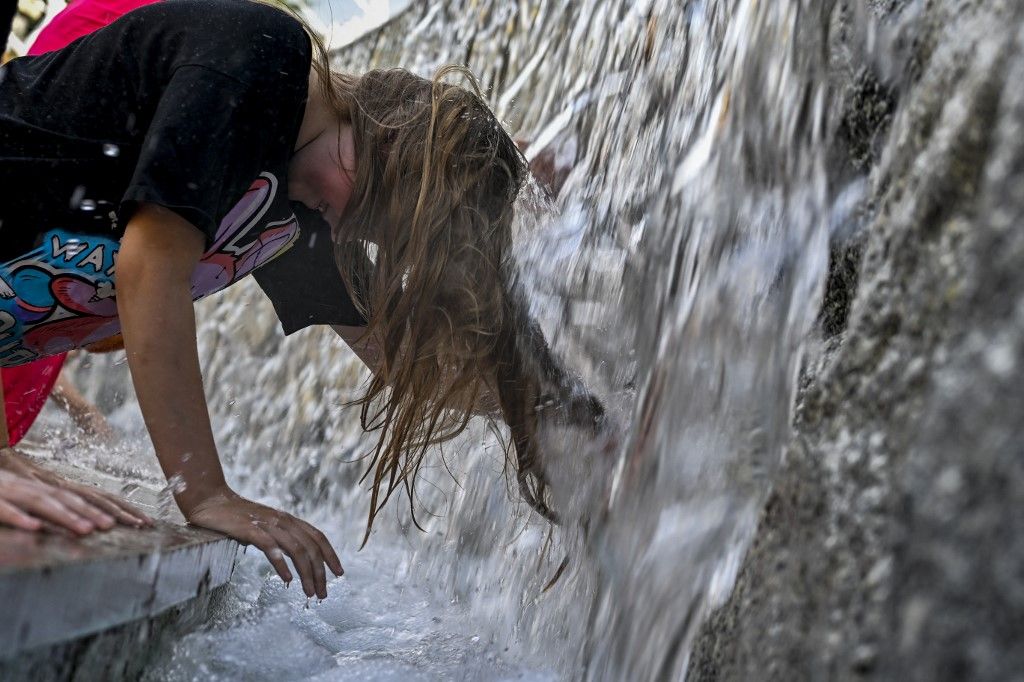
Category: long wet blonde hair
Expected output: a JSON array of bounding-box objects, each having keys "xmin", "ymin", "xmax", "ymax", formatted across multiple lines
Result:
[{"xmin": 299, "ymin": 18, "xmax": 604, "ymax": 541}]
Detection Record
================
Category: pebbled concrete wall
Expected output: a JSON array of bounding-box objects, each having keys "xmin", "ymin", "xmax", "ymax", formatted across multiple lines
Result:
[{"xmin": 688, "ymin": 1, "xmax": 1024, "ymax": 680}]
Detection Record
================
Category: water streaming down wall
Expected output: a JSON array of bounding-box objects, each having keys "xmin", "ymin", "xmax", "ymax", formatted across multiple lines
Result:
[
  {"xmin": 687, "ymin": 1, "xmax": 1024, "ymax": 679},
  {"xmin": 166, "ymin": 0, "xmax": 844, "ymax": 678}
]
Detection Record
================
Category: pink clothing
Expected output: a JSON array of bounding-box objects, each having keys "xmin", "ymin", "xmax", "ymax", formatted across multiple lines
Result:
[
  {"xmin": 27, "ymin": 0, "xmax": 160, "ymax": 55},
  {"xmin": 3, "ymin": 0, "xmax": 155, "ymax": 444},
  {"xmin": 2, "ymin": 356, "xmax": 66, "ymax": 445}
]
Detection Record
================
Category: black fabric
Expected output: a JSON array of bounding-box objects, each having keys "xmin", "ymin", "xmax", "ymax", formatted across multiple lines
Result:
[
  {"xmin": 0, "ymin": 0, "xmax": 309, "ymax": 254},
  {"xmin": 2, "ymin": 0, "xmax": 16, "ymax": 53},
  {"xmin": 255, "ymin": 203, "xmax": 367, "ymax": 334}
]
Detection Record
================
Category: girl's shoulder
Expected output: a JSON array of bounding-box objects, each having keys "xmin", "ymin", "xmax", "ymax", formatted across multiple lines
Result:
[
  {"xmin": 115, "ymin": 0, "xmax": 310, "ymax": 86},
  {"xmin": 121, "ymin": 0, "xmax": 308, "ymax": 57},
  {"xmin": 162, "ymin": 0, "xmax": 302, "ymax": 30},
  {"xmin": 130, "ymin": 0, "xmax": 299, "ymax": 24}
]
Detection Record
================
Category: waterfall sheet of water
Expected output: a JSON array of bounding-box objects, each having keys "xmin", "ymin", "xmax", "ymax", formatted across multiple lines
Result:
[{"xmin": 41, "ymin": 0, "xmax": 877, "ymax": 678}]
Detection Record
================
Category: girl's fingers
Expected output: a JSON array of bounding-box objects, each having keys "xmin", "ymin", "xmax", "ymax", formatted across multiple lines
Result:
[
  {"xmin": 249, "ymin": 528, "xmax": 293, "ymax": 584},
  {"xmin": 288, "ymin": 524, "xmax": 328, "ymax": 599},
  {"xmin": 68, "ymin": 484, "xmax": 152, "ymax": 527},
  {"xmin": 0, "ymin": 472, "xmax": 93, "ymax": 534},
  {"xmin": 266, "ymin": 524, "xmax": 321, "ymax": 598},
  {"xmin": 95, "ymin": 491, "xmax": 152, "ymax": 527},
  {"xmin": 96, "ymin": 489, "xmax": 153, "ymax": 526},
  {"xmin": 299, "ymin": 520, "xmax": 344, "ymax": 577},
  {"xmin": 0, "ymin": 498, "xmax": 43, "ymax": 532},
  {"xmin": 35, "ymin": 517, "xmax": 78, "ymax": 537},
  {"xmin": 54, "ymin": 489, "xmax": 116, "ymax": 530},
  {"xmin": 11, "ymin": 489, "xmax": 95, "ymax": 535},
  {"xmin": 0, "ymin": 467, "xmax": 149, "ymax": 535}
]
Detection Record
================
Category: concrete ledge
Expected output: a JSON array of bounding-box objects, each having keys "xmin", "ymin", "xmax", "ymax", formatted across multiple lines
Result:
[{"xmin": 0, "ymin": 463, "xmax": 237, "ymax": 661}]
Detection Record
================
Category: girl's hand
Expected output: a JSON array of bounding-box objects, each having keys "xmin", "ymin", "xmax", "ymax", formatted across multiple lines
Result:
[
  {"xmin": 0, "ymin": 469, "xmax": 108, "ymax": 534},
  {"xmin": 0, "ymin": 446, "xmax": 152, "ymax": 529},
  {"xmin": 184, "ymin": 486, "xmax": 343, "ymax": 599}
]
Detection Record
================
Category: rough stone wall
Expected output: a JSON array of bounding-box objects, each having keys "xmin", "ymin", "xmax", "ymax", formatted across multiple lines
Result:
[{"xmin": 688, "ymin": 1, "xmax": 1024, "ymax": 680}]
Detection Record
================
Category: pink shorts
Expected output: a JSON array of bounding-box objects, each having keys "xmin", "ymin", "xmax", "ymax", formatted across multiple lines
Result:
[{"xmin": 2, "ymin": 357, "xmax": 66, "ymax": 445}]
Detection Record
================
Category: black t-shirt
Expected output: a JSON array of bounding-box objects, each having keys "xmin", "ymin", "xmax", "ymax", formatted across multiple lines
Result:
[
  {"xmin": 254, "ymin": 203, "xmax": 365, "ymax": 335},
  {"xmin": 0, "ymin": 0, "xmax": 363, "ymax": 366}
]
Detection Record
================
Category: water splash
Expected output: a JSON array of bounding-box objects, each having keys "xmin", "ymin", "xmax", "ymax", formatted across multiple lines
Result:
[
  {"xmin": 157, "ymin": 474, "xmax": 188, "ymax": 522},
  {"xmin": 62, "ymin": 0, "xmax": 873, "ymax": 678},
  {"xmin": 323, "ymin": 0, "xmax": 838, "ymax": 678}
]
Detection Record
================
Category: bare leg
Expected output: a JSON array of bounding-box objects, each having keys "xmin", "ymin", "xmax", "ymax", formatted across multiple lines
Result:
[{"xmin": 50, "ymin": 372, "xmax": 114, "ymax": 440}]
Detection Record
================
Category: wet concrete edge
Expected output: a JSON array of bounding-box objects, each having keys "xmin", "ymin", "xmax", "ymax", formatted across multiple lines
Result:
[{"xmin": 0, "ymin": 529, "xmax": 236, "ymax": 659}]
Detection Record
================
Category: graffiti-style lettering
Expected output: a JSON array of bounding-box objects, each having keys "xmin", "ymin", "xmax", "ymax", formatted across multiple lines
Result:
[
  {"xmin": 0, "ymin": 172, "xmax": 299, "ymax": 367},
  {"xmin": 50, "ymin": 235, "xmax": 88, "ymax": 262},
  {"xmin": 79, "ymin": 245, "xmax": 106, "ymax": 272}
]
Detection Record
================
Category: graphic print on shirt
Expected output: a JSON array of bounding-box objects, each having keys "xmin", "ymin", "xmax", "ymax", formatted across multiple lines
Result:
[{"xmin": 0, "ymin": 173, "xmax": 299, "ymax": 366}]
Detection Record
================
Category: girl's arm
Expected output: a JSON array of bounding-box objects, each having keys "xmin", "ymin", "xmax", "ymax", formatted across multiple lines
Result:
[{"xmin": 118, "ymin": 204, "xmax": 343, "ymax": 598}]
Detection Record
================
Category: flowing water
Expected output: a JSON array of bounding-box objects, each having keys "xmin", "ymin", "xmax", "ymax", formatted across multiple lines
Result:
[{"xmin": 44, "ymin": 0, "xmax": 882, "ymax": 678}]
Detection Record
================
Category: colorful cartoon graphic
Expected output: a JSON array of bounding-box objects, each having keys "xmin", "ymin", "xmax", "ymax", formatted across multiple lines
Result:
[{"xmin": 0, "ymin": 172, "xmax": 299, "ymax": 366}]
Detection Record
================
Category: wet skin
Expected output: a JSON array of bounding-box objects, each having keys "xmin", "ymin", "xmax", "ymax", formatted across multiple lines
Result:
[{"xmin": 287, "ymin": 72, "xmax": 358, "ymax": 242}]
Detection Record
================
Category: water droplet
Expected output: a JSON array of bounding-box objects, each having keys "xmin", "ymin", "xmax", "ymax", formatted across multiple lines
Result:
[
  {"xmin": 69, "ymin": 185, "xmax": 86, "ymax": 209},
  {"xmin": 120, "ymin": 482, "xmax": 141, "ymax": 497},
  {"xmin": 102, "ymin": 143, "xmax": 120, "ymax": 157},
  {"xmin": 155, "ymin": 474, "xmax": 187, "ymax": 520}
]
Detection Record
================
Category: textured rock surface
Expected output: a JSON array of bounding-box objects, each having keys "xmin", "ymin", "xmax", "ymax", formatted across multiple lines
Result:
[{"xmin": 688, "ymin": 1, "xmax": 1024, "ymax": 680}]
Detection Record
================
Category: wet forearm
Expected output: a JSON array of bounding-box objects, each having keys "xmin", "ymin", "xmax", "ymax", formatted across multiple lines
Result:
[{"xmin": 118, "ymin": 205, "xmax": 227, "ymax": 515}]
